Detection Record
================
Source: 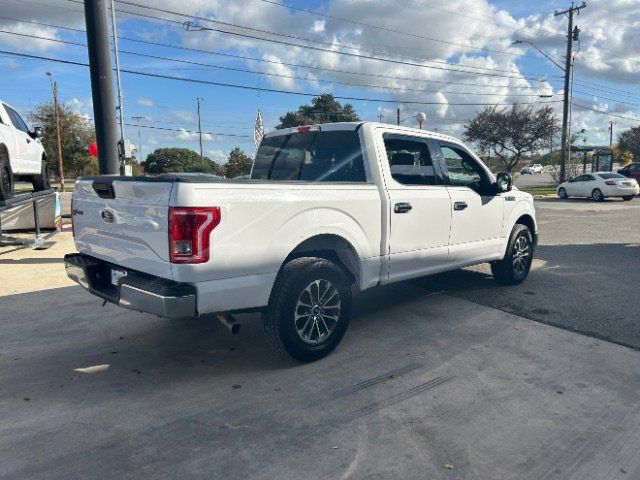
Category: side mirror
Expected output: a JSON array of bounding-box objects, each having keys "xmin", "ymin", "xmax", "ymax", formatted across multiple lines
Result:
[
  {"xmin": 495, "ymin": 172, "xmax": 512, "ymax": 193},
  {"xmin": 32, "ymin": 126, "xmax": 44, "ymax": 139}
]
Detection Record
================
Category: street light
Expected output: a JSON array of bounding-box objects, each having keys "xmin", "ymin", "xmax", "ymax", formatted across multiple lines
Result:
[
  {"xmin": 511, "ymin": 40, "xmax": 565, "ymax": 71},
  {"xmin": 415, "ymin": 112, "xmax": 427, "ymax": 129}
]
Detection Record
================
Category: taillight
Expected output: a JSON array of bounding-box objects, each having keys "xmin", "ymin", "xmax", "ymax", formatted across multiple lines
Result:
[
  {"xmin": 169, "ymin": 207, "xmax": 221, "ymax": 264},
  {"xmin": 70, "ymin": 197, "xmax": 75, "ymax": 237},
  {"xmin": 605, "ymin": 180, "xmax": 616, "ymax": 185}
]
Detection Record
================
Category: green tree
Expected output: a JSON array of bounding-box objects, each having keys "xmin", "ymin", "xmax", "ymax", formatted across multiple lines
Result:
[
  {"xmin": 618, "ymin": 126, "xmax": 640, "ymax": 161},
  {"xmin": 276, "ymin": 94, "xmax": 360, "ymax": 128},
  {"xmin": 464, "ymin": 103, "xmax": 558, "ymax": 173},
  {"xmin": 142, "ymin": 148, "xmax": 224, "ymax": 175},
  {"xmin": 224, "ymin": 147, "xmax": 253, "ymax": 178},
  {"xmin": 32, "ymin": 102, "xmax": 96, "ymax": 177}
]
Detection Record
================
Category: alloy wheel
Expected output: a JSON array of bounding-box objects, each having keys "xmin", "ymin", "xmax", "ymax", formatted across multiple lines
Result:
[
  {"xmin": 294, "ymin": 279, "xmax": 341, "ymax": 345},
  {"xmin": 512, "ymin": 235, "xmax": 531, "ymax": 276}
]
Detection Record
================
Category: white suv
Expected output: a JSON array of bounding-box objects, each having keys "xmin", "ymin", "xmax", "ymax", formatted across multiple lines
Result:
[
  {"xmin": 521, "ymin": 163, "xmax": 543, "ymax": 174},
  {"xmin": 0, "ymin": 101, "xmax": 50, "ymax": 200}
]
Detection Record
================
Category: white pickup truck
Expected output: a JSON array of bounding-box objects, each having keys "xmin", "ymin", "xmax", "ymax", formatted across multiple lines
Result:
[
  {"xmin": 65, "ymin": 122, "xmax": 537, "ymax": 361},
  {"xmin": 0, "ymin": 101, "xmax": 50, "ymax": 200}
]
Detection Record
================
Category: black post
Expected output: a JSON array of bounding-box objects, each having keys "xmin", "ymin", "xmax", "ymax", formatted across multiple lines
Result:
[
  {"xmin": 397, "ymin": 108, "xmax": 400, "ymax": 126},
  {"xmin": 84, "ymin": 0, "xmax": 119, "ymax": 175}
]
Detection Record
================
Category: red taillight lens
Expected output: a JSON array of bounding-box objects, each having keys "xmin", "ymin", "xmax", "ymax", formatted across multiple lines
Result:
[
  {"xmin": 605, "ymin": 180, "xmax": 616, "ymax": 185},
  {"xmin": 70, "ymin": 197, "xmax": 75, "ymax": 237},
  {"xmin": 169, "ymin": 207, "xmax": 221, "ymax": 264}
]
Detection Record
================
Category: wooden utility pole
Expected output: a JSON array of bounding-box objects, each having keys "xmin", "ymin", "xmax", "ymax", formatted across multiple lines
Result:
[
  {"xmin": 555, "ymin": 1, "xmax": 587, "ymax": 183},
  {"xmin": 608, "ymin": 121, "xmax": 614, "ymax": 147},
  {"xmin": 196, "ymin": 97, "xmax": 204, "ymax": 163},
  {"xmin": 47, "ymin": 73, "xmax": 65, "ymax": 192}
]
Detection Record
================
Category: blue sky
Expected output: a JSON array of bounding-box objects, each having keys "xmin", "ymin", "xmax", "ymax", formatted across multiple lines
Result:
[{"xmin": 1, "ymin": 0, "xmax": 639, "ymax": 164}]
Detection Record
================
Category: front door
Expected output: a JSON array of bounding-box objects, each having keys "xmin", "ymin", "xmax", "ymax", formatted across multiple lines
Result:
[
  {"xmin": 378, "ymin": 132, "xmax": 452, "ymax": 282},
  {"xmin": 435, "ymin": 142, "xmax": 504, "ymax": 264}
]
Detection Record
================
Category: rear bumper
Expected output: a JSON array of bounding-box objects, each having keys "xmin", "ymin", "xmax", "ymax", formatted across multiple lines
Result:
[
  {"xmin": 604, "ymin": 185, "xmax": 639, "ymax": 196},
  {"xmin": 64, "ymin": 253, "xmax": 197, "ymax": 319}
]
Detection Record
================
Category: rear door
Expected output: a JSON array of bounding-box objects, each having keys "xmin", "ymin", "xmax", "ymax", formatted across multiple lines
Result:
[
  {"xmin": 435, "ymin": 141, "xmax": 503, "ymax": 264},
  {"xmin": 377, "ymin": 132, "xmax": 452, "ymax": 282},
  {"xmin": 72, "ymin": 178, "xmax": 175, "ymax": 279}
]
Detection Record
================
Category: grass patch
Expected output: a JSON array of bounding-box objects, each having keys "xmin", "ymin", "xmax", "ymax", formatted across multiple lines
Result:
[{"xmin": 519, "ymin": 185, "xmax": 558, "ymax": 196}]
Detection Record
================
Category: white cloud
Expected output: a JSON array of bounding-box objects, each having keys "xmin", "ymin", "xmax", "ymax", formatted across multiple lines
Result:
[
  {"xmin": 207, "ymin": 149, "xmax": 228, "ymax": 164},
  {"xmin": 137, "ymin": 98, "xmax": 156, "ymax": 107}
]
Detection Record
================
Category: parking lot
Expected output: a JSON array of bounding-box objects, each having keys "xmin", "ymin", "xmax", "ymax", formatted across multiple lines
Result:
[{"xmin": 1, "ymin": 197, "xmax": 640, "ymax": 479}]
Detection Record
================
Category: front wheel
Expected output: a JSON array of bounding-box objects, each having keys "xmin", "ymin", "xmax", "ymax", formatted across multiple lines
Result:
[
  {"xmin": 263, "ymin": 257, "xmax": 352, "ymax": 362},
  {"xmin": 0, "ymin": 150, "xmax": 13, "ymax": 201},
  {"xmin": 591, "ymin": 188, "xmax": 605, "ymax": 202},
  {"xmin": 491, "ymin": 224, "xmax": 534, "ymax": 285},
  {"xmin": 558, "ymin": 187, "xmax": 568, "ymax": 199},
  {"xmin": 622, "ymin": 195, "xmax": 634, "ymax": 201},
  {"xmin": 32, "ymin": 160, "xmax": 51, "ymax": 192}
]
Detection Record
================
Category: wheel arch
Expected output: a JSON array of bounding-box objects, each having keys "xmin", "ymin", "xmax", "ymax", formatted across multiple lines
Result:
[{"xmin": 282, "ymin": 234, "xmax": 361, "ymax": 289}]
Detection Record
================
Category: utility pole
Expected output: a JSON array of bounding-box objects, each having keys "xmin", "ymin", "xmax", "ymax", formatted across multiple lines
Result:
[
  {"xmin": 196, "ymin": 97, "xmax": 204, "ymax": 163},
  {"xmin": 46, "ymin": 73, "xmax": 65, "ymax": 192},
  {"xmin": 109, "ymin": 0, "xmax": 126, "ymax": 175},
  {"xmin": 608, "ymin": 121, "xmax": 614, "ymax": 147},
  {"xmin": 131, "ymin": 116, "xmax": 144, "ymax": 161},
  {"xmin": 555, "ymin": 1, "xmax": 586, "ymax": 183},
  {"xmin": 397, "ymin": 107, "xmax": 400, "ymax": 126},
  {"xmin": 84, "ymin": 0, "xmax": 119, "ymax": 175}
]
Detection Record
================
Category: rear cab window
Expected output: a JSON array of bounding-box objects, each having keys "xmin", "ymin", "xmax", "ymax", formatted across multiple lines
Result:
[
  {"xmin": 251, "ymin": 129, "xmax": 367, "ymax": 182},
  {"xmin": 382, "ymin": 134, "xmax": 440, "ymax": 186},
  {"xmin": 598, "ymin": 173, "xmax": 626, "ymax": 180}
]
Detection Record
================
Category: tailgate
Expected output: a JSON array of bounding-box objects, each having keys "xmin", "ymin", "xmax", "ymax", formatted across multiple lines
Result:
[{"xmin": 72, "ymin": 178, "xmax": 174, "ymax": 279}]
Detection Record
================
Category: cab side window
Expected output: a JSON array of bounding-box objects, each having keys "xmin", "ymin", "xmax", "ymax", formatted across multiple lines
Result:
[
  {"xmin": 4, "ymin": 105, "xmax": 29, "ymax": 133},
  {"xmin": 383, "ymin": 135, "xmax": 439, "ymax": 186},
  {"xmin": 439, "ymin": 143, "xmax": 490, "ymax": 195}
]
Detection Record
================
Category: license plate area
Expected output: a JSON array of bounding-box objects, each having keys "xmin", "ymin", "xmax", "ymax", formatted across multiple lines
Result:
[{"xmin": 111, "ymin": 268, "xmax": 128, "ymax": 287}]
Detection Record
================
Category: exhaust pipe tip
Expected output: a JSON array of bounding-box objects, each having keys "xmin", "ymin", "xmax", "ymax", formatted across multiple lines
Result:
[{"xmin": 216, "ymin": 313, "xmax": 241, "ymax": 334}]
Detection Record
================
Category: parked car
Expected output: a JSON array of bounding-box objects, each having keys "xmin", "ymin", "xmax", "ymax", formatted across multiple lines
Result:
[
  {"xmin": 557, "ymin": 172, "xmax": 639, "ymax": 201},
  {"xmin": 65, "ymin": 122, "xmax": 538, "ymax": 361},
  {"xmin": 0, "ymin": 101, "xmax": 50, "ymax": 200},
  {"xmin": 618, "ymin": 162, "xmax": 640, "ymax": 184},
  {"xmin": 521, "ymin": 163, "xmax": 544, "ymax": 174}
]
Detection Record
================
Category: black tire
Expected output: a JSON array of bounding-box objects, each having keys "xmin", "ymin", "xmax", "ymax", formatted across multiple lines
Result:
[
  {"xmin": 622, "ymin": 195, "xmax": 634, "ymax": 201},
  {"xmin": 591, "ymin": 188, "xmax": 604, "ymax": 202},
  {"xmin": 558, "ymin": 187, "xmax": 568, "ymax": 199},
  {"xmin": 491, "ymin": 224, "xmax": 534, "ymax": 285},
  {"xmin": 0, "ymin": 147, "xmax": 14, "ymax": 201},
  {"xmin": 31, "ymin": 160, "xmax": 51, "ymax": 192},
  {"xmin": 263, "ymin": 256, "xmax": 352, "ymax": 362}
]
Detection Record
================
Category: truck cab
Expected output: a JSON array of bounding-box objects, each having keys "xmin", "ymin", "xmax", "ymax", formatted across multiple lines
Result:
[{"xmin": 66, "ymin": 122, "xmax": 537, "ymax": 361}]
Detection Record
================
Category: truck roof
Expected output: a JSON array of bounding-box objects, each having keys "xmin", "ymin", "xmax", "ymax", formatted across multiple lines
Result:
[{"xmin": 265, "ymin": 121, "xmax": 461, "ymax": 144}]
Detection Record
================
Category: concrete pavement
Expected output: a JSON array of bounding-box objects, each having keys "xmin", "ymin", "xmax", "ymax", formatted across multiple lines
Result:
[{"xmin": 2, "ymin": 219, "xmax": 640, "ymax": 478}]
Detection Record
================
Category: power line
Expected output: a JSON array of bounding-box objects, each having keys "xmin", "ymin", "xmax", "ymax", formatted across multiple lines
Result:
[
  {"xmin": 124, "ymin": 122, "xmax": 251, "ymax": 138},
  {"xmin": 571, "ymin": 99, "xmax": 640, "ymax": 122},
  {"xmin": 253, "ymin": 0, "xmax": 560, "ymax": 58},
  {"xmin": 0, "ymin": 29, "xmax": 563, "ymax": 99},
  {"xmin": 103, "ymin": 0, "xmax": 561, "ymax": 80},
  {"xmin": 0, "ymin": 14, "xmax": 567, "ymax": 92},
  {"xmin": 0, "ymin": 48, "xmax": 563, "ymax": 107}
]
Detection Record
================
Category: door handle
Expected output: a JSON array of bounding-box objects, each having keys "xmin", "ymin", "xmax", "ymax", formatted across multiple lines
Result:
[
  {"xmin": 26, "ymin": 138, "xmax": 31, "ymax": 143},
  {"xmin": 453, "ymin": 201, "xmax": 468, "ymax": 211},
  {"xmin": 394, "ymin": 202, "xmax": 412, "ymax": 213}
]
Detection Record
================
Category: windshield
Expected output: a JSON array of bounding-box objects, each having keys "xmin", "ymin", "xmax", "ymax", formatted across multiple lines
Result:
[{"xmin": 251, "ymin": 130, "xmax": 366, "ymax": 182}]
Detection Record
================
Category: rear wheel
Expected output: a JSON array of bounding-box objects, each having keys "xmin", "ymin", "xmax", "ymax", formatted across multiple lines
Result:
[
  {"xmin": 622, "ymin": 195, "xmax": 634, "ymax": 201},
  {"xmin": 0, "ymin": 149, "xmax": 13, "ymax": 201},
  {"xmin": 263, "ymin": 257, "xmax": 352, "ymax": 362},
  {"xmin": 31, "ymin": 160, "xmax": 51, "ymax": 192},
  {"xmin": 558, "ymin": 187, "xmax": 568, "ymax": 199},
  {"xmin": 491, "ymin": 224, "xmax": 534, "ymax": 285},
  {"xmin": 591, "ymin": 188, "xmax": 604, "ymax": 202}
]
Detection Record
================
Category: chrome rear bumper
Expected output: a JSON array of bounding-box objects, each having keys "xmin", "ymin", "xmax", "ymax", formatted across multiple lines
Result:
[{"xmin": 64, "ymin": 253, "xmax": 197, "ymax": 319}]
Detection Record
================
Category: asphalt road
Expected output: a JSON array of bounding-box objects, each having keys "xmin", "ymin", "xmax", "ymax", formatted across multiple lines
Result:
[
  {"xmin": 415, "ymin": 197, "xmax": 640, "ymax": 349},
  {"xmin": 2, "ymin": 197, "xmax": 640, "ymax": 479}
]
